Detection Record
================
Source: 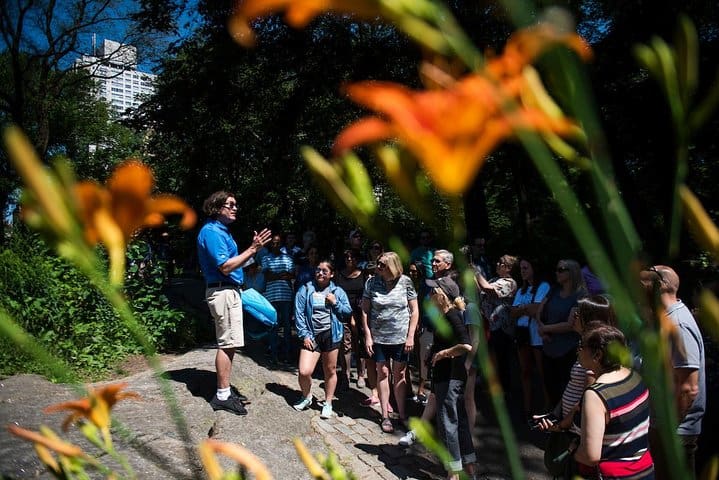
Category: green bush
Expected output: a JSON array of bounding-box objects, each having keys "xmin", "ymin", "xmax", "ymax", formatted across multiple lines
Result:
[{"xmin": 0, "ymin": 228, "xmax": 195, "ymax": 379}]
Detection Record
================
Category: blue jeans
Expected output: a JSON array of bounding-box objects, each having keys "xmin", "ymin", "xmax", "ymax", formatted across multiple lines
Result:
[
  {"xmin": 270, "ymin": 301, "xmax": 292, "ymax": 358},
  {"xmin": 435, "ymin": 379, "xmax": 476, "ymax": 473}
]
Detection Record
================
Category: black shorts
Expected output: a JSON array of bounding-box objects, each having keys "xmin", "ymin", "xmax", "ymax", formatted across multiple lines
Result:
[
  {"xmin": 515, "ymin": 326, "xmax": 530, "ymax": 346},
  {"xmin": 303, "ymin": 328, "xmax": 340, "ymax": 353}
]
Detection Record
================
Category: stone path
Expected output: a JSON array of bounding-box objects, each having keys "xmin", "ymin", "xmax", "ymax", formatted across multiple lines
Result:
[{"xmin": 0, "ymin": 345, "xmax": 552, "ymax": 479}]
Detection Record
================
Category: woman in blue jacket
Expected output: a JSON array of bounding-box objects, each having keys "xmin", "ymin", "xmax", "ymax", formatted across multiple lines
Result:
[{"xmin": 293, "ymin": 260, "xmax": 352, "ymax": 419}]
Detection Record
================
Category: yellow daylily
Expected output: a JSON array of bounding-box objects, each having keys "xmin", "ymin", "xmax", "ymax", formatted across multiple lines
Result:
[
  {"xmin": 43, "ymin": 383, "xmax": 140, "ymax": 445},
  {"xmin": 74, "ymin": 160, "xmax": 196, "ymax": 284},
  {"xmin": 333, "ymin": 24, "xmax": 591, "ymax": 195},
  {"xmin": 199, "ymin": 439, "xmax": 273, "ymax": 480},
  {"xmin": 229, "ymin": 0, "xmax": 381, "ymax": 47}
]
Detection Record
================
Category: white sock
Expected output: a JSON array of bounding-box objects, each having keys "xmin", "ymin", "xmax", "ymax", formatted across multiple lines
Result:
[{"xmin": 217, "ymin": 387, "xmax": 231, "ymax": 401}]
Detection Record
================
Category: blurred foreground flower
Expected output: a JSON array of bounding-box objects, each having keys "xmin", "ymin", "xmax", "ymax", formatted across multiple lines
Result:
[
  {"xmin": 4, "ymin": 127, "xmax": 196, "ymax": 286},
  {"xmin": 8, "ymin": 424, "xmax": 88, "ymax": 476},
  {"xmin": 333, "ymin": 25, "xmax": 590, "ymax": 195},
  {"xmin": 44, "ymin": 382, "xmax": 140, "ymax": 447},
  {"xmin": 229, "ymin": 0, "xmax": 381, "ymax": 47},
  {"xmin": 74, "ymin": 160, "xmax": 196, "ymax": 284},
  {"xmin": 199, "ymin": 439, "xmax": 272, "ymax": 480}
]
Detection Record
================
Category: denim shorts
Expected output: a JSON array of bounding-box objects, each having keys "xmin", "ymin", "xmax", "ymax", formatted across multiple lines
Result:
[{"xmin": 373, "ymin": 343, "xmax": 409, "ymax": 363}]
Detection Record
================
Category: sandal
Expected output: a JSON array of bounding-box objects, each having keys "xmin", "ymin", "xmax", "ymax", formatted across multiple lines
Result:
[{"xmin": 381, "ymin": 417, "xmax": 394, "ymax": 433}]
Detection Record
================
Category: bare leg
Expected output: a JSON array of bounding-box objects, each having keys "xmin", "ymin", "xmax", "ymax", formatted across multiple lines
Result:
[
  {"xmin": 393, "ymin": 361, "xmax": 408, "ymax": 420},
  {"xmin": 366, "ymin": 358, "xmax": 378, "ymax": 397},
  {"xmin": 297, "ymin": 349, "xmax": 321, "ymax": 397},
  {"xmin": 376, "ymin": 361, "xmax": 391, "ymax": 417},
  {"xmin": 343, "ymin": 350, "xmax": 352, "ymax": 383},
  {"xmin": 322, "ymin": 349, "xmax": 339, "ymax": 403},
  {"xmin": 517, "ymin": 344, "xmax": 533, "ymax": 415},
  {"xmin": 405, "ymin": 365, "xmax": 414, "ymax": 399},
  {"xmin": 533, "ymin": 346, "xmax": 550, "ymax": 410},
  {"xmin": 216, "ymin": 347, "xmax": 235, "ymax": 389}
]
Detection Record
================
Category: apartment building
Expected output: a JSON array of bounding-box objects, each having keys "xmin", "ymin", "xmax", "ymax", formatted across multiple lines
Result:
[{"xmin": 74, "ymin": 39, "xmax": 156, "ymax": 117}]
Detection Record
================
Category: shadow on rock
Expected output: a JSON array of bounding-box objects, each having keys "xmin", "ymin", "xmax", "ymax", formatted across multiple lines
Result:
[
  {"xmin": 164, "ymin": 367, "xmax": 215, "ymax": 401},
  {"xmin": 265, "ymin": 382, "xmax": 302, "ymax": 407},
  {"xmin": 355, "ymin": 442, "xmax": 445, "ymax": 479}
]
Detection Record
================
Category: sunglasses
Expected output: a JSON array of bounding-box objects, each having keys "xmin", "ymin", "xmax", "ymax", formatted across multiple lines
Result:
[
  {"xmin": 431, "ymin": 258, "xmax": 443, "ymax": 264},
  {"xmin": 222, "ymin": 203, "xmax": 238, "ymax": 210},
  {"xmin": 646, "ymin": 266, "xmax": 666, "ymax": 284},
  {"xmin": 377, "ymin": 261, "xmax": 387, "ymax": 269}
]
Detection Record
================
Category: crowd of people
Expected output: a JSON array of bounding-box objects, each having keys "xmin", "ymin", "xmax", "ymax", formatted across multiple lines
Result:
[{"xmin": 196, "ymin": 191, "xmax": 706, "ymax": 480}]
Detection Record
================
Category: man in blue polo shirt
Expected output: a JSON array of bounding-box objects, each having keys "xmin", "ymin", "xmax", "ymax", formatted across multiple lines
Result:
[
  {"xmin": 197, "ymin": 191, "xmax": 271, "ymax": 415},
  {"xmin": 641, "ymin": 265, "xmax": 706, "ymax": 480}
]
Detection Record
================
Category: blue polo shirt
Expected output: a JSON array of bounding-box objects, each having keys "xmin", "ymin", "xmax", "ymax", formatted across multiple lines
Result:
[{"xmin": 197, "ymin": 219, "xmax": 244, "ymax": 286}]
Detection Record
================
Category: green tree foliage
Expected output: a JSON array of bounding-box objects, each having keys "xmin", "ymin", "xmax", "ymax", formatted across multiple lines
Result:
[
  {"xmin": 0, "ymin": 227, "xmax": 194, "ymax": 379},
  {"xmin": 136, "ymin": 0, "xmax": 718, "ymax": 267},
  {"xmin": 137, "ymin": 0, "xmax": 441, "ymax": 247}
]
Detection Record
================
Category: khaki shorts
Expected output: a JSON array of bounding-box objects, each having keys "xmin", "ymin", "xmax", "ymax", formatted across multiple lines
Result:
[{"xmin": 206, "ymin": 287, "xmax": 244, "ymax": 348}]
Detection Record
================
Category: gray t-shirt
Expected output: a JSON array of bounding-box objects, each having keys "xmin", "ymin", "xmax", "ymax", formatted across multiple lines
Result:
[
  {"xmin": 363, "ymin": 275, "xmax": 417, "ymax": 344},
  {"xmin": 667, "ymin": 300, "xmax": 706, "ymax": 436},
  {"xmin": 310, "ymin": 286, "xmax": 332, "ymax": 333}
]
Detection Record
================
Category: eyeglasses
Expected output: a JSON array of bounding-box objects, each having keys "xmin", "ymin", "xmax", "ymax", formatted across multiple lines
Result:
[
  {"xmin": 377, "ymin": 261, "xmax": 387, "ymax": 269},
  {"xmin": 556, "ymin": 267, "xmax": 569, "ymax": 273},
  {"xmin": 222, "ymin": 203, "xmax": 238, "ymax": 210},
  {"xmin": 315, "ymin": 268, "xmax": 331, "ymax": 274}
]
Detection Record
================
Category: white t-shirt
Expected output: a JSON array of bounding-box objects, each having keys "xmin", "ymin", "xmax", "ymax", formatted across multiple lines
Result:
[{"xmin": 511, "ymin": 282, "xmax": 550, "ymax": 346}]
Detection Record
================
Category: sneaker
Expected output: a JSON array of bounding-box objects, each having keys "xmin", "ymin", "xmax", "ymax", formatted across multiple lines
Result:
[
  {"xmin": 293, "ymin": 396, "xmax": 312, "ymax": 411},
  {"xmin": 210, "ymin": 395, "xmax": 248, "ymax": 416},
  {"xmin": 398, "ymin": 430, "xmax": 417, "ymax": 447},
  {"xmin": 320, "ymin": 403, "xmax": 334, "ymax": 419}
]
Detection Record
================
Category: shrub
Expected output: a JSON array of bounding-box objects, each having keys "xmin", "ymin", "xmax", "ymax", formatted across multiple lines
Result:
[{"xmin": 0, "ymin": 228, "xmax": 196, "ymax": 379}]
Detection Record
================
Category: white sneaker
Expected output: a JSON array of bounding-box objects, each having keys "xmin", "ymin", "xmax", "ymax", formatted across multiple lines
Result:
[
  {"xmin": 320, "ymin": 403, "xmax": 333, "ymax": 419},
  {"xmin": 293, "ymin": 396, "xmax": 312, "ymax": 411},
  {"xmin": 398, "ymin": 430, "xmax": 416, "ymax": 446}
]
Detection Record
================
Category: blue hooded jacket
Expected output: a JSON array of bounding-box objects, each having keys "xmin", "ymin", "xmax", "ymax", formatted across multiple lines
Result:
[{"xmin": 295, "ymin": 280, "xmax": 352, "ymax": 344}]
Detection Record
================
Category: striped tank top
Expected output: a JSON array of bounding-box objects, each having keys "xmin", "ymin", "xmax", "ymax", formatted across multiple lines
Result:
[{"xmin": 585, "ymin": 369, "xmax": 654, "ymax": 480}]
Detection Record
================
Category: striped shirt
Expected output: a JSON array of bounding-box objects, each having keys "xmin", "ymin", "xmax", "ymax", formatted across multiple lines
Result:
[
  {"xmin": 583, "ymin": 370, "xmax": 654, "ymax": 479},
  {"xmin": 562, "ymin": 361, "xmax": 593, "ymax": 434},
  {"xmin": 261, "ymin": 252, "xmax": 295, "ymax": 303}
]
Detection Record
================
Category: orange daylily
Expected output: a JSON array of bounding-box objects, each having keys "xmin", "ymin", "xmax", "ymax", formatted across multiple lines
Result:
[
  {"xmin": 199, "ymin": 439, "xmax": 273, "ymax": 480},
  {"xmin": 333, "ymin": 25, "xmax": 591, "ymax": 195},
  {"xmin": 229, "ymin": 0, "xmax": 381, "ymax": 47},
  {"xmin": 8, "ymin": 424, "xmax": 87, "ymax": 474},
  {"xmin": 74, "ymin": 160, "xmax": 196, "ymax": 284},
  {"xmin": 8, "ymin": 424, "xmax": 86, "ymax": 458},
  {"xmin": 486, "ymin": 24, "xmax": 593, "ymax": 78},
  {"xmin": 43, "ymin": 383, "xmax": 140, "ymax": 438}
]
